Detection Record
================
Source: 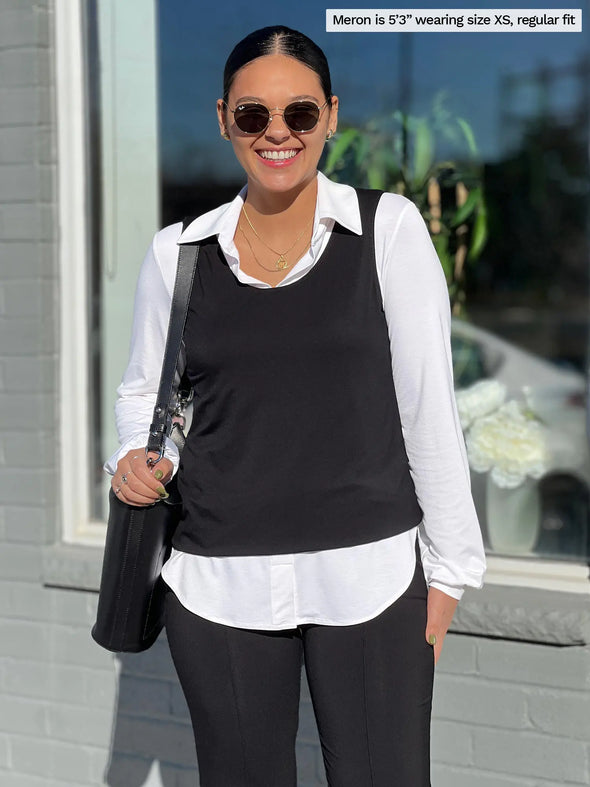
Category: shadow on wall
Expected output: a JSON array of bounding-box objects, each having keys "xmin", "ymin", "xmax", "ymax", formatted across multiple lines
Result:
[
  {"xmin": 99, "ymin": 628, "xmax": 323, "ymax": 786},
  {"xmin": 104, "ymin": 635, "xmax": 198, "ymax": 786}
]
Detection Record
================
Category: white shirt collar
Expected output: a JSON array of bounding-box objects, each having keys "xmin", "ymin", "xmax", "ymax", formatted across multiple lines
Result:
[{"xmin": 177, "ymin": 170, "xmax": 362, "ymax": 247}]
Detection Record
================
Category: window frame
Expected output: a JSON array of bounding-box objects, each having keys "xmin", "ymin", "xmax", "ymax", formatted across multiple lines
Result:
[
  {"xmin": 55, "ymin": 0, "xmax": 160, "ymax": 546},
  {"xmin": 56, "ymin": 0, "xmax": 104, "ymax": 545},
  {"xmin": 485, "ymin": 555, "xmax": 589, "ymax": 593}
]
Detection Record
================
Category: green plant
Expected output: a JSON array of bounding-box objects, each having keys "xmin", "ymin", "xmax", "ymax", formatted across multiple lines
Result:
[{"xmin": 323, "ymin": 90, "xmax": 488, "ymax": 316}]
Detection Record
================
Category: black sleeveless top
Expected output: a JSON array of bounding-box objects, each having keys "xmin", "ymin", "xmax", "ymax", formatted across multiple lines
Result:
[{"xmin": 172, "ymin": 188, "xmax": 423, "ymax": 556}]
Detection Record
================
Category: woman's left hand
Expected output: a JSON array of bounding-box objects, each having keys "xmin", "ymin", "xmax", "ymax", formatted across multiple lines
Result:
[{"xmin": 425, "ymin": 587, "xmax": 459, "ymax": 665}]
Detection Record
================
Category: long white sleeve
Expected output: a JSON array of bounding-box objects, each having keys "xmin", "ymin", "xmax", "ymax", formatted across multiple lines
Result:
[
  {"xmin": 103, "ymin": 227, "xmax": 182, "ymax": 476},
  {"xmin": 376, "ymin": 195, "xmax": 486, "ymax": 600}
]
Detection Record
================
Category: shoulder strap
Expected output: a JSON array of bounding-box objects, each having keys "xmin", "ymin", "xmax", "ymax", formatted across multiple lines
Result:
[
  {"xmin": 353, "ymin": 189, "xmax": 385, "ymax": 308},
  {"xmin": 354, "ymin": 188, "xmax": 384, "ymax": 248},
  {"xmin": 146, "ymin": 219, "xmax": 200, "ymax": 461}
]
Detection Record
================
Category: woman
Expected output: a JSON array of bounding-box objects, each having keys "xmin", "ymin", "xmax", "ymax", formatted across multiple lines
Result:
[{"xmin": 106, "ymin": 25, "xmax": 486, "ymax": 786}]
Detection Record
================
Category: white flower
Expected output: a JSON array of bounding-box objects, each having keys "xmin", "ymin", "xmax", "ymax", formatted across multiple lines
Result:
[
  {"xmin": 455, "ymin": 379, "xmax": 507, "ymax": 430},
  {"xmin": 465, "ymin": 399, "xmax": 550, "ymax": 489}
]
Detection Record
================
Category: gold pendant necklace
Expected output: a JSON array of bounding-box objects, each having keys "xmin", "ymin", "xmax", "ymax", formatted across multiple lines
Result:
[
  {"xmin": 241, "ymin": 204, "xmax": 313, "ymax": 271},
  {"xmin": 238, "ymin": 223, "xmax": 310, "ymax": 273}
]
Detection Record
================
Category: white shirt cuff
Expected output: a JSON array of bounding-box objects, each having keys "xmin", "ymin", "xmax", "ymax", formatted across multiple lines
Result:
[
  {"xmin": 103, "ymin": 434, "xmax": 181, "ymax": 476},
  {"xmin": 427, "ymin": 581, "xmax": 465, "ymax": 601}
]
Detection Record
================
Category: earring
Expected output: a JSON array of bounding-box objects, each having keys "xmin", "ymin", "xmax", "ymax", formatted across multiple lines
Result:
[
  {"xmin": 221, "ymin": 131, "xmax": 230, "ymax": 140},
  {"xmin": 326, "ymin": 130, "xmax": 334, "ymax": 140}
]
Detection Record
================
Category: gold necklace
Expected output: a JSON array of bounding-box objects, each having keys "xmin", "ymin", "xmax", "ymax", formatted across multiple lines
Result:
[
  {"xmin": 238, "ymin": 222, "xmax": 311, "ymax": 273},
  {"xmin": 241, "ymin": 204, "xmax": 313, "ymax": 271}
]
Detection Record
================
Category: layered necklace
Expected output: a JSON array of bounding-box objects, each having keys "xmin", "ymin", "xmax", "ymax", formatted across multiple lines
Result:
[{"xmin": 238, "ymin": 204, "xmax": 314, "ymax": 272}]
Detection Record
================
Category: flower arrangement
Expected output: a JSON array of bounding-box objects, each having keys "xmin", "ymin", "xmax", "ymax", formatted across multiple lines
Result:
[{"xmin": 455, "ymin": 380, "xmax": 550, "ymax": 489}]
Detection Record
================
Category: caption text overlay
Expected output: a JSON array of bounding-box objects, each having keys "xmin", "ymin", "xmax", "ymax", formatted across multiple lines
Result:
[{"xmin": 325, "ymin": 9, "xmax": 582, "ymax": 32}]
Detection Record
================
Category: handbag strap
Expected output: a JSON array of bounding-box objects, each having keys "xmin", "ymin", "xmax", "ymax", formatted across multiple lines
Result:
[{"xmin": 146, "ymin": 221, "xmax": 200, "ymax": 462}]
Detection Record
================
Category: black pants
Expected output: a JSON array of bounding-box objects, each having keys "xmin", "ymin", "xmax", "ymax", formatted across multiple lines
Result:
[{"xmin": 165, "ymin": 551, "xmax": 434, "ymax": 787}]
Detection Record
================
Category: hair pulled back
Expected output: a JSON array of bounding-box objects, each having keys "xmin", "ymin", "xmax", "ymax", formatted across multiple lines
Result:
[{"xmin": 222, "ymin": 26, "xmax": 332, "ymax": 104}]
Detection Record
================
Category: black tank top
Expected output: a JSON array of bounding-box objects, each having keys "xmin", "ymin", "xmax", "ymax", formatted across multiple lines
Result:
[{"xmin": 172, "ymin": 188, "xmax": 423, "ymax": 556}]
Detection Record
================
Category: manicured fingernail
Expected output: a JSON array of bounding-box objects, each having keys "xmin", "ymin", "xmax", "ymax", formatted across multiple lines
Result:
[
  {"xmin": 154, "ymin": 469, "xmax": 163, "ymax": 480},
  {"xmin": 157, "ymin": 486, "xmax": 168, "ymax": 499},
  {"xmin": 428, "ymin": 634, "xmax": 437, "ymax": 646}
]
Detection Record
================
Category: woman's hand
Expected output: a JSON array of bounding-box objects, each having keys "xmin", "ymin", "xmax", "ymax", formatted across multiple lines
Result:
[
  {"xmin": 111, "ymin": 449, "xmax": 174, "ymax": 507},
  {"xmin": 425, "ymin": 586, "xmax": 459, "ymax": 665}
]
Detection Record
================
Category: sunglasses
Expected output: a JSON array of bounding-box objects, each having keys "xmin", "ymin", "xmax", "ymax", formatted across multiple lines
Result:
[{"xmin": 224, "ymin": 99, "xmax": 331, "ymax": 135}]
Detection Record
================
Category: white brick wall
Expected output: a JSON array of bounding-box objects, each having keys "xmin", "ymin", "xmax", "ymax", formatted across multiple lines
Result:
[
  {"xmin": 1, "ymin": 2, "xmax": 589, "ymax": 786},
  {"xmin": 432, "ymin": 634, "xmax": 590, "ymax": 786}
]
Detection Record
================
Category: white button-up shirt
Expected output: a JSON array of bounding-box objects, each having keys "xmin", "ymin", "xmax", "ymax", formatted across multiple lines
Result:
[{"xmin": 105, "ymin": 171, "xmax": 486, "ymax": 630}]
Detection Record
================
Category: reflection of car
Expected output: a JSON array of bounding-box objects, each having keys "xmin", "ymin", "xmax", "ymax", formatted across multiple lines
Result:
[
  {"xmin": 451, "ymin": 318, "xmax": 586, "ymax": 393},
  {"xmin": 450, "ymin": 319, "xmax": 590, "ymax": 561}
]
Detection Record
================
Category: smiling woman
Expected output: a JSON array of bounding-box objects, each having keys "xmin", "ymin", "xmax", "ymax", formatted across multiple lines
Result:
[{"xmin": 103, "ymin": 24, "xmax": 486, "ymax": 786}]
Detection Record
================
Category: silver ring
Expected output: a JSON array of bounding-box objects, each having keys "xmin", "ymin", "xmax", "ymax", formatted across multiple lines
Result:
[
  {"xmin": 115, "ymin": 485, "xmax": 122, "ymax": 495},
  {"xmin": 121, "ymin": 474, "xmax": 128, "ymax": 484}
]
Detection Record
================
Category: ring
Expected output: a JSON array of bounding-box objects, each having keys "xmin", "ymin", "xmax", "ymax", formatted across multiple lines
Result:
[
  {"xmin": 115, "ymin": 485, "xmax": 122, "ymax": 496},
  {"xmin": 121, "ymin": 474, "xmax": 128, "ymax": 484}
]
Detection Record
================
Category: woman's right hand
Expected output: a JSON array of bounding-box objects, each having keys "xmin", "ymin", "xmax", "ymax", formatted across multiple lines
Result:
[{"xmin": 111, "ymin": 449, "xmax": 174, "ymax": 507}]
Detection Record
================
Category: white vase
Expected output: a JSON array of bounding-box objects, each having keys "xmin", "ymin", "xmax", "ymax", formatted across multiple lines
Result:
[{"xmin": 486, "ymin": 475, "xmax": 541, "ymax": 555}]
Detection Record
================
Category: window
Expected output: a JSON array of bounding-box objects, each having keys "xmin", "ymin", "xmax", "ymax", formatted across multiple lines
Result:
[
  {"xmin": 62, "ymin": 0, "xmax": 590, "ymax": 587},
  {"xmin": 157, "ymin": 1, "xmax": 590, "ymax": 570},
  {"xmin": 57, "ymin": 0, "xmax": 159, "ymax": 541}
]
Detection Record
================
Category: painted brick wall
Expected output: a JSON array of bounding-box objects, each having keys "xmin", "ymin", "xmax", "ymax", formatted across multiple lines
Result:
[
  {"xmin": 432, "ymin": 634, "xmax": 590, "ymax": 787},
  {"xmin": 1, "ymin": 2, "xmax": 589, "ymax": 786}
]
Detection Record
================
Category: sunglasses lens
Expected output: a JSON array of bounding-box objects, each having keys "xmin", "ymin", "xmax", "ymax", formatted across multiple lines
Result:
[
  {"xmin": 231, "ymin": 101, "xmax": 325, "ymax": 134},
  {"xmin": 284, "ymin": 102, "xmax": 320, "ymax": 132},
  {"xmin": 234, "ymin": 104, "xmax": 269, "ymax": 133}
]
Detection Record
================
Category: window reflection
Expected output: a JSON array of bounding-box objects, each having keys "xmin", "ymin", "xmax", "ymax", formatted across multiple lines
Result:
[
  {"xmin": 457, "ymin": 55, "xmax": 590, "ymax": 561},
  {"xmin": 156, "ymin": 8, "xmax": 590, "ymax": 562},
  {"xmin": 88, "ymin": 2, "xmax": 590, "ymax": 562}
]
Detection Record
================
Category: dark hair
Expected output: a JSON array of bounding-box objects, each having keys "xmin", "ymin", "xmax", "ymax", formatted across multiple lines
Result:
[{"xmin": 222, "ymin": 26, "xmax": 332, "ymax": 104}]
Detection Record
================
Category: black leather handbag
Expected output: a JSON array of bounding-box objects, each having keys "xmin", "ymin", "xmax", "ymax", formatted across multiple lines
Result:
[{"xmin": 92, "ymin": 232, "xmax": 200, "ymax": 653}]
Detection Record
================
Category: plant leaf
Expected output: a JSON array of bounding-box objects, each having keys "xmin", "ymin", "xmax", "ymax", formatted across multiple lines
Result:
[
  {"xmin": 367, "ymin": 165, "xmax": 386, "ymax": 190},
  {"xmin": 431, "ymin": 234, "xmax": 454, "ymax": 282},
  {"xmin": 467, "ymin": 203, "xmax": 488, "ymax": 260},
  {"xmin": 324, "ymin": 128, "xmax": 359, "ymax": 174},
  {"xmin": 412, "ymin": 120, "xmax": 435, "ymax": 187},
  {"xmin": 354, "ymin": 132, "xmax": 371, "ymax": 170},
  {"xmin": 456, "ymin": 117, "xmax": 479, "ymax": 157},
  {"xmin": 449, "ymin": 187, "xmax": 481, "ymax": 227}
]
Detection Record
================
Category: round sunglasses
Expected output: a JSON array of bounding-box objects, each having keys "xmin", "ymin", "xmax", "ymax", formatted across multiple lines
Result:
[{"xmin": 224, "ymin": 99, "xmax": 331, "ymax": 135}]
